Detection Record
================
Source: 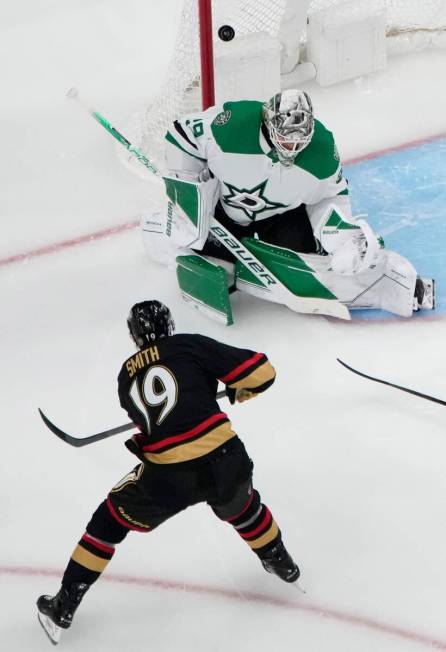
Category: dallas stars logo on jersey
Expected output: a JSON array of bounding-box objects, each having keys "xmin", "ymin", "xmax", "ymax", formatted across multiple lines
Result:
[{"xmin": 222, "ymin": 179, "xmax": 288, "ymax": 220}]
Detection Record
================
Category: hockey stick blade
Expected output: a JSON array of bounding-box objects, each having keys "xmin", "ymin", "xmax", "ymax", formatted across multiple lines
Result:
[
  {"xmin": 38, "ymin": 408, "xmax": 135, "ymax": 447},
  {"xmin": 337, "ymin": 359, "xmax": 446, "ymax": 406},
  {"xmin": 38, "ymin": 389, "xmax": 228, "ymax": 447}
]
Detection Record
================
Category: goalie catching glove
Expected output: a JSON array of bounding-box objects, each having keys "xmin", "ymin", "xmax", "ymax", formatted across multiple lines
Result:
[
  {"xmin": 312, "ymin": 205, "xmax": 384, "ymax": 276},
  {"xmin": 329, "ymin": 218, "xmax": 383, "ymax": 275}
]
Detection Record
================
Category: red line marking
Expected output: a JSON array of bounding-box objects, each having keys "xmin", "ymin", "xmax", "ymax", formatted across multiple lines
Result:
[
  {"xmin": 0, "ymin": 219, "xmax": 138, "ymax": 268},
  {"xmin": 344, "ymin": 131, "xmax": 446, "ymax": 166},
  {"xmin": 3, "ymin": 564, "xmax": 446, "ymax": 649}
]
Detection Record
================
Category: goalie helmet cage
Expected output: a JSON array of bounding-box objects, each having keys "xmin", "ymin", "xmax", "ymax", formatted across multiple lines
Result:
[{"xmin": 140, "ymin": 0, "xmax": 446, "ymax": 166}]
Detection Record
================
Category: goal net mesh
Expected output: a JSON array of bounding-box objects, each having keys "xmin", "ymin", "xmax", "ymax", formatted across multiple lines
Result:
[{"xmin": 140, "ymin": 0, "xmax": 446, "ymax": 166}]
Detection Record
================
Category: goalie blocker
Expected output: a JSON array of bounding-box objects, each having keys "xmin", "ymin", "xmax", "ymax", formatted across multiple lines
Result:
[{"xmin": 141, "ymin": 177, "xmax": 435, "ymax": 324}]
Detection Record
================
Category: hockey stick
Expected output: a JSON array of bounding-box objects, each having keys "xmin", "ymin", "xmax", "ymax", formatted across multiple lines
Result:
[
  {"xmin": 66, "ymin": 87, "xmax": 158, "ymax": 174},
  {"xmin": 67, "ymin": 88, "xmax": 349, "ymax": 320},
  {"xmin": 38, "ymin": 389, "xmax": 227, "ymax": 447},
  {"xmin": 337, "ymin": 359, "xmax": 446, "ymax": 406}
]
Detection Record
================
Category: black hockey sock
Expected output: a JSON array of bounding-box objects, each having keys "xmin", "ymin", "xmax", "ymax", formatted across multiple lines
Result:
[
  {"xmin": 62, "ymin": 500, "xmax": 129, "ymax": 590},
  {"xmin": 62, "ymin": 533, "xmax": 117, "ymax": 588},
  {"xmin": 226, "ymin": 490, "xmax": 281, "ymax": 555}
]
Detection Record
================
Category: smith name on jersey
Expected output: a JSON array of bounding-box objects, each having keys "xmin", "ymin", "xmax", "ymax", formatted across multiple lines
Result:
[
  {"xmin": 165, "ymin": 100, "xmax": 348, "ymax": 226},
  {"xmin": 118, "ymin": 334, "xmax": 275, "ymax": 464}
]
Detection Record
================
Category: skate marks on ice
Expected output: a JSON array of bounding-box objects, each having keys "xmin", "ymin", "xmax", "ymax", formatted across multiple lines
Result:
[
  {"xmin": 2, "ymin": 565, "xmax": 446, "ymax": 650},
  {"xmin": 344, "ymin": 136, "xmax": 446, "ymax": 320}
]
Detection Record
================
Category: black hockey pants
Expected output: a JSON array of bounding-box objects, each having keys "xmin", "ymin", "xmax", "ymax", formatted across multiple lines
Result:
[{"xmin": 62, "ymin": 438, "xmax": 282, "ymax": 590}]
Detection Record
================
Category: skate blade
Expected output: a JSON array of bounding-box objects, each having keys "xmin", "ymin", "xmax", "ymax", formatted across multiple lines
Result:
[
  {"xmin": 38, "ymin": 612, "xmax": 62, "ymax": 645},
  {"xmin": 428, "ymin": 279, "xmax": 436, "ymax": 310},
  {"xmin": 414, "ymin": 278, "xmax": 435, "ymax": 311},
  {"xmin": 291, "ymin": 579, "xmax": 307, "ymax": 594}
]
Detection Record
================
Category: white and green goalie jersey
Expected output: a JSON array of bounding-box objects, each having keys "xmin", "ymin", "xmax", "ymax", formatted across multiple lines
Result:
[{"xmin": 165, "ymin": 100, "xmax": 351, "ymax": 230}]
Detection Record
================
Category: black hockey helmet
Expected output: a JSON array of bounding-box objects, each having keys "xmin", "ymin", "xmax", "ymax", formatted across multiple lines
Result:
[{"xmin": 127, "ymin": 300, "xmax": 175, "ymax": 348}]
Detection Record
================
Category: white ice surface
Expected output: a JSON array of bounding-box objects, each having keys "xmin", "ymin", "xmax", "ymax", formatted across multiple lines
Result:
[{"xmin": 1, "ymin": 2, "xmax": 446, "ymax": 651}]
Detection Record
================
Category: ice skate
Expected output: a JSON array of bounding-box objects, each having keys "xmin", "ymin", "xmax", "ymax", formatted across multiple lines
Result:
[
  {"xmin": 413, "ymin": 277, "xmax": 435, "ymax": 311},
  {"xmin": 260, "ymin": 541, "xmax": 300, "ymax": 583},
  {"xmin": 37, "ymin": 583, "xmax": 89, "ymax": 645}
]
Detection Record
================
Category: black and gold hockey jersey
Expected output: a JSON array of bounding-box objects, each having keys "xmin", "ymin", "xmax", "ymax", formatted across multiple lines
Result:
[{"xmin": 117, "ymin": 333, "xmax": 275, "ymax": 464}]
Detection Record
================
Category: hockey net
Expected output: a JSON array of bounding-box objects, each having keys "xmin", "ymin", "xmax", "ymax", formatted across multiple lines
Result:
[
  {"xmin": 320, "ymin": 0, "xmax": 446, "ymax": 36},
  {"xmin": 140, "ymin": 0, "xmax": 446, "ymax": 167}
]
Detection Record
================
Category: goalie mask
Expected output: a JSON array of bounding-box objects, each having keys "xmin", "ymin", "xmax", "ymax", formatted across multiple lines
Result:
[
  {"xmin": 263, "ymin": 89, "xmax": 314, "ymax": 166},
  {"xmin": 128, "ymin": 300, "xmax": 175, "ymax": 348}
]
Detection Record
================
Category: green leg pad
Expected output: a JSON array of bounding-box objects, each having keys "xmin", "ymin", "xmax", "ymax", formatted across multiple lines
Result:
[
  {"xmin": 236, "ymin": 238, "xmax": 337, "ymax": 300},
  {"xmin": 176, "ymin": 254, "xmax": 234, "ymax": 325}
]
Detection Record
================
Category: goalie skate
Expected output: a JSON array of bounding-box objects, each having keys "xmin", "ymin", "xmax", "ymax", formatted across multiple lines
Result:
[{"xmin": 413, "ymin": 277, "xmax": 435, "ymax": 311}]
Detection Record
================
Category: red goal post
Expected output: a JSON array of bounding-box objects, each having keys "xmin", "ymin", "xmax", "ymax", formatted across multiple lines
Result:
[{"xmin": 198, "ymin": 0, "xmax": 215, "ymax": 110}]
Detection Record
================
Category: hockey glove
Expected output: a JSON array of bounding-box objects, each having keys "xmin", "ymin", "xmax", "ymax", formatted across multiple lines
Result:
[
  {"xmin": 225, "ymin": 386, "xmax": 237, "ymax": 404},
  {"xmin": 236, "ymin": 389, "xmax": 256, "ymax": 403},
  {"xmin": 125, "ymin": 433, "xmax": 146, "ymax": 461},
  {"xmin": 225, "ymin": 386, "xmax": 256, "ymax": 404},
  {"xmin": 330, "ymin": 219, "xmax": 383, "ymax": 275}
]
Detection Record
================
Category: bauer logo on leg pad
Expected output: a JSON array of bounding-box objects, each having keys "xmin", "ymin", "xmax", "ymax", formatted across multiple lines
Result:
[
  {"xmin": 209, "ymin": 225, "xmax": 277, "ymax": 286},
  {"xmin": 166, "ymin": 201, "xmax": 174, "ymax": 236}
]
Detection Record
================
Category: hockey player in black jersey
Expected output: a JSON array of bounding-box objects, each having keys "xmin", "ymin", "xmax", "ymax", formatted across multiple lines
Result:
[{"xmin": 37, "ymin": 300, "xmax": 299, "ymax": 644}]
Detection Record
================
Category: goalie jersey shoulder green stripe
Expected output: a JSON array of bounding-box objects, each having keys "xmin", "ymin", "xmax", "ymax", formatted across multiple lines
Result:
[
  {"xmin": 293, "ymin": 119, "xmax": 340, "ymax": 180},
  {"xmin": 210, "ymin": 101, "xmax": 265, "ymax": 155}
]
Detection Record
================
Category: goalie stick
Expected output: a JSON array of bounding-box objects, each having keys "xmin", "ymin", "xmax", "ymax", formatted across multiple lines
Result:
[
  {"xmin": 38, "ymin": 389, "xmax": 227, "ymax": 448},
  {"xmin": 67, "ymin": 87, "xmax": 349, "ymax": 320},
  {"xmin": 337, "ymin": 358, "xmax": 446, "ymax": 406}
]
